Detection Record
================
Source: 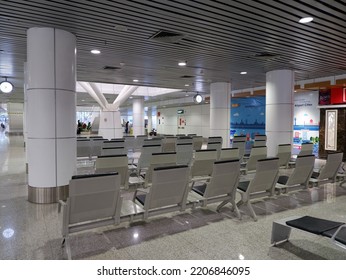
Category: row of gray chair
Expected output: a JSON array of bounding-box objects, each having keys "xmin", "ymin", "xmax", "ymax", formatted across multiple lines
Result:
[
  {"xmin": 61, "ymin": 151, "xmax": 344, "ymax": 258},
  {"xmin": 77, "ymin": 135, "xmax": 208, "ymax": 158}
]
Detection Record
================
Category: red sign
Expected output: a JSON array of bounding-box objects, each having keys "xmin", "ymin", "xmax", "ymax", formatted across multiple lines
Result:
[{"xmin": 330, "ymin": 88, "xmax": 346, "ymax": 104}]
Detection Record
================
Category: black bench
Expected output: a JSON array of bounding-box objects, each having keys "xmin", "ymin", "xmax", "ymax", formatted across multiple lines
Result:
[{"xmin": 271, "ymin": 215, "xmax": 346, "ymax": 250}]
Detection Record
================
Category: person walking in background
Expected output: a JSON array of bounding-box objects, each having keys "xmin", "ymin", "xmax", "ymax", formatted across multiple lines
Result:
[{"xmin": 125, "ymin": 121, "xmax": 129, "ymax": 134}]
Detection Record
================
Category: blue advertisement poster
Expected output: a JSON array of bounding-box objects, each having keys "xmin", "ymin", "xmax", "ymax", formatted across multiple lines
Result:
[
  {"xmin": 230, "ymin": 97, "xmax": 265, "ymax": 140},
  {"xmin": 293, "ymin": 92, "xmax": 319, "ymax": 155}
]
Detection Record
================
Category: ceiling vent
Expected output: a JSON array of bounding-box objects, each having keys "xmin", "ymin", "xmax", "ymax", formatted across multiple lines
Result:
[
  {"xmin": 103, "ymin": 66, "xmax": 121, "ymax": 70},
  {"xmin": 249, "ymin": 52, "xmax": 280, "ymax": 60},
  {"xmin": 149, "ymin": 30, "xmax": 186, "ymax": 43}
]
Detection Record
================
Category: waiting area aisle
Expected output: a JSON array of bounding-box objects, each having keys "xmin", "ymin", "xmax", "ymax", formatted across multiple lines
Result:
[{"xmin": 1, "ymin": 135, "xmax": 346, "ymax": 260}]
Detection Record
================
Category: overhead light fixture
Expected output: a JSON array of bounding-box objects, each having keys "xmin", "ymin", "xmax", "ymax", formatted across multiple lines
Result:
[
  {"xmin": 240, "ymin": 71, "xmax": 247, "ymax": 75},
  {"xmin": 299, "ymin": 17, "xmax": 313, "ymax": 23},
  {"xmin": 185, "ymin": 94, "xmax": 189, "ymax": 97},
  {"xmin": 0, "ymin": 77, "xmax": 14, "ymax": 93},
  {"xmin": 184, "ymin": 84, "xmax": 189, "ymax": 87},
  {"xmin": 133, "ymin": 79, "xmax": 139, "ymax": 82},
  {"xmin": 91, "ymin": 49, "xmax": 101, "ymax": 54},
  {"xmin": 178, "ymin": 61, "xmax": 187, "ymax": 66},
  {"xmin": 193, "ymin": 93, "xmax": 203, "ymax": 104}
]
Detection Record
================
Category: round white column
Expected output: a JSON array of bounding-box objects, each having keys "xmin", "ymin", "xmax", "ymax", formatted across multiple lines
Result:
[
  {"xmin": 210, "ymin": 82, "xmax": 231, "ymax": 148},
  {"xmin": 266, "ymin": 69, "xmax": 294, "ymax": 157},
  {"xmin": 99, "ymin": 110, "xmax": 123, "ymax": 139},
  {"xmin": 133, "ymin": 98, "xmax": 144, "ymax": 136},
  {"xmin": 24, "ymin": 62, "xmax": 28, "ymax": 173},
  {"xmin": 27, "ymin": 27, "xmax": 76, "ymax": 203},
  {"xmin": 147, "ymin": 108, "xmax": 152, "ymax": 132}
]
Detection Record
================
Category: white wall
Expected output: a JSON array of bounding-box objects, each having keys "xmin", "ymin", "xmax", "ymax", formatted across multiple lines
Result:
[
  {"xmin": 8, "ymin": 103, "xmax": 24, "ymax": 134},
  {"xmin": 156, "ymin": 104, "xmax": 210, "ymax": 137}
]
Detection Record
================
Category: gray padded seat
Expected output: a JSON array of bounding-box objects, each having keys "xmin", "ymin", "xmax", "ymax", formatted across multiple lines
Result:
[
  {"xmin": 77, "ymin": 139, "xmax": 91, "ymax": 158},
  {"xmin": 162, "ymin": 137, "xmax": 177, "ymax": 152},
  {"xmin": 221, "ymin": 157, "xmax": 279, "ymax": 221},
  {"xmin": 176, "ymin": 143, "xmax": 194, "ymax": 166},
  {"xmin": 102, "ymin": 140, "xmax": 125, "ymax": 148},
  {"xmin": 60, "ymin": 172, "xmax": 122, "ymax": 259},
  {"xmin": 90, "ymin": 138, "xmax": 105, "ymax": 157},
  {"xmin": 95, "ymin": 154, "xmax": 129, "ymax": 189},
  {"xmin": 177, "ymin": 136, "xmax": 193, "ymax": 145},
  {"xmin": 241, "ymin": 146, "xmax": 267, "ymax": 173},
  {"xmin": 220, "ymin": 148, "xmax": 239, "ymax": 161},
  {"xmin": 134, "ymin": 165, "xmax": 190, "ymax": 219},
  {"xmin": 192, "ymin": 136, "xmax": 204, "ymax": 151},
  {"xmin": 276, "ymin": 144, "xmax": 291, "ymax": 168},
  {"xmin": 132, "ymin": 144, "xmax": 162, "ymax": 176},
  {"xmin": 254, "ymin": 134, "xmax": 266, "ymax": 141},
  {"xmin": 207, "ymin": 141, "xmax": 222, "ymax": 159},
  {"xmin": 309, "ymin": 152, "xmax": 343, "ymax": 187},
  {"xmin": 253, "ymin": 139, "xmax": 266, "ymax": 147},
  {"xmin": 144, "ymin": 152, "xmax": 177, "ymax": 187},
  {"xmin": 144, "ymin": 138, "xmax": 163, "ymax": 146},
  {"xmin": 124, "ymin": 136, "xmax": 135, "ymax": 152},
  {"xmin": 101, "ymin": 147, "xmax": 126, "ymax": 156},
  {"xmin": 189, "ymin": 159, "xmax": 240, "ymax": 217},
  {"xmin": 191, "ymin": 149, "xmax": 217, "ymax": 179},
  {"xmin": 134, "ymin": 135, "xmax": 147, "ymax": 150},
  {"xmin": 275, "ymin": 155, "xmax": 315, "ymax": 193},
  {"xmin": 207, "ymin": 136, "xmax": 223, "ymax": 146},
  {"xmin": 232, "ymin": 140, "xmax": 246, "ymax": 161}
]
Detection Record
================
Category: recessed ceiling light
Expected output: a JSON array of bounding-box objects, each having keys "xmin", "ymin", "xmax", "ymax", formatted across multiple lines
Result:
[
  {"xmin": 133, "ymin": 79, "xmax": 139, "ymax": 82},
  {"xmin": 81, "ymin": 99, "xmax": 85, "ymax": 101},
  {"xmin": 178, "ymin": 61, "xmax": 187, "ymax": 66},
  {"xmin": 185, "ymin": 94, "xmax": 189, "ymax": 97},
  {"xmin": 91, "ymin": 49, "xmax": 101, "ymax": 54},
  {"xmin": 184, "ymin": 84, "xmax": 189, "ymax": 87},
  {"xmin": 240, "ymin": 71, "xmax": 247, "ymax": 75},
  {"xmin": 299, "ymin": 17, "xmax": 313, "ymax": 23}
]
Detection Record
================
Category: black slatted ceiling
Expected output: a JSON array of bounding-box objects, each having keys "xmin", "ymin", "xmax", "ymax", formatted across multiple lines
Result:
[{"xmin": 0, "ymin": 0, "xmax": 346, "ymax": 104}]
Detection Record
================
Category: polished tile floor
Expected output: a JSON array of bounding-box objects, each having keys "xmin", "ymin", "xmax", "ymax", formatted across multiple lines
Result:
[{"xmin": 1, "ymin": 134, "xmax": 346, "ymax": 260}]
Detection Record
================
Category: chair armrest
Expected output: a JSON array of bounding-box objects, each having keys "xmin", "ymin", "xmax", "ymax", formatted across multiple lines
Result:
[
  {"xmin": 133, "ymin": 187, "xmax": 151, "ymax": 202},
  {"xmin": 331, "ymin": 224, "xmax": 346, "ymax": 250},
  {"xmin": 58, "ymin": 199, "xmax": 67, "ymax": 213},
  {"xmin": 190, "ymin": 175, "xmax": 211, "ymax": 182}
]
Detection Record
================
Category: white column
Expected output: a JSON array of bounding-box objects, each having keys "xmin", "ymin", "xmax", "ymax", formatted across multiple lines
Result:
[
  {"xmin": 99, "ymin": 110, "xmax": 122, "ymax": 139},
  {"xmin": 147, "ymin": 108, "xmax": 152, "ymax": 133},
  {"xmin": 266, "ymin": 69, "xmax": 294, "ymax": 157},
  {"xmin": 210, "ymin": 82, "xmax": 231, "ymax": 148},
  {"xmin": 27, "ymin": 27, "xmax": 76, "ymax": 203},
  {"xmin": 133, "ymin": 98, "xmax": 144, "ymax": 136},
  {"xmin": 24, "ymin": 62, "xmax": 28, "ymax": 173}
]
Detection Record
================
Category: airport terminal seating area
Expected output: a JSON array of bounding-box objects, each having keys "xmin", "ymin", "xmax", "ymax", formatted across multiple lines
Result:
[{"xmin": 62, "ymin": 134, "xmax": 346, "ymax": 259}]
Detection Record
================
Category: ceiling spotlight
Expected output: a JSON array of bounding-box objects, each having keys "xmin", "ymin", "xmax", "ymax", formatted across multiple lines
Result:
[
  {"xmin": 193, "ymin": 93, "xmax": 203, "ymax": 104},
  {"xmin": 133, "ymin": 79, "xmax": 139, "ymax": 82},
  {"xmin": 0, "ymin": 77, "xmax": 14, "ymax": 93},
  {"xmin": 178, "ymin": 61, "xmax": 187, "ymax": 66},
  {"xmin": 90, "ymin": 49, "xmax": 101, "ymax": 54},
  {"xmin": 299, "ymin": 17, "xmax": 313, "ymax": 23},
  {"xmin": 184, "ymin": 84, "xmax": 189, "ymax": 87},
  {"xmin": 185, "ymin": 94, "xmax": 189, "ymax": 97},
  {"xmin": 240, "ymin": 71, "xmax": 247, "ymax": 75}
]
